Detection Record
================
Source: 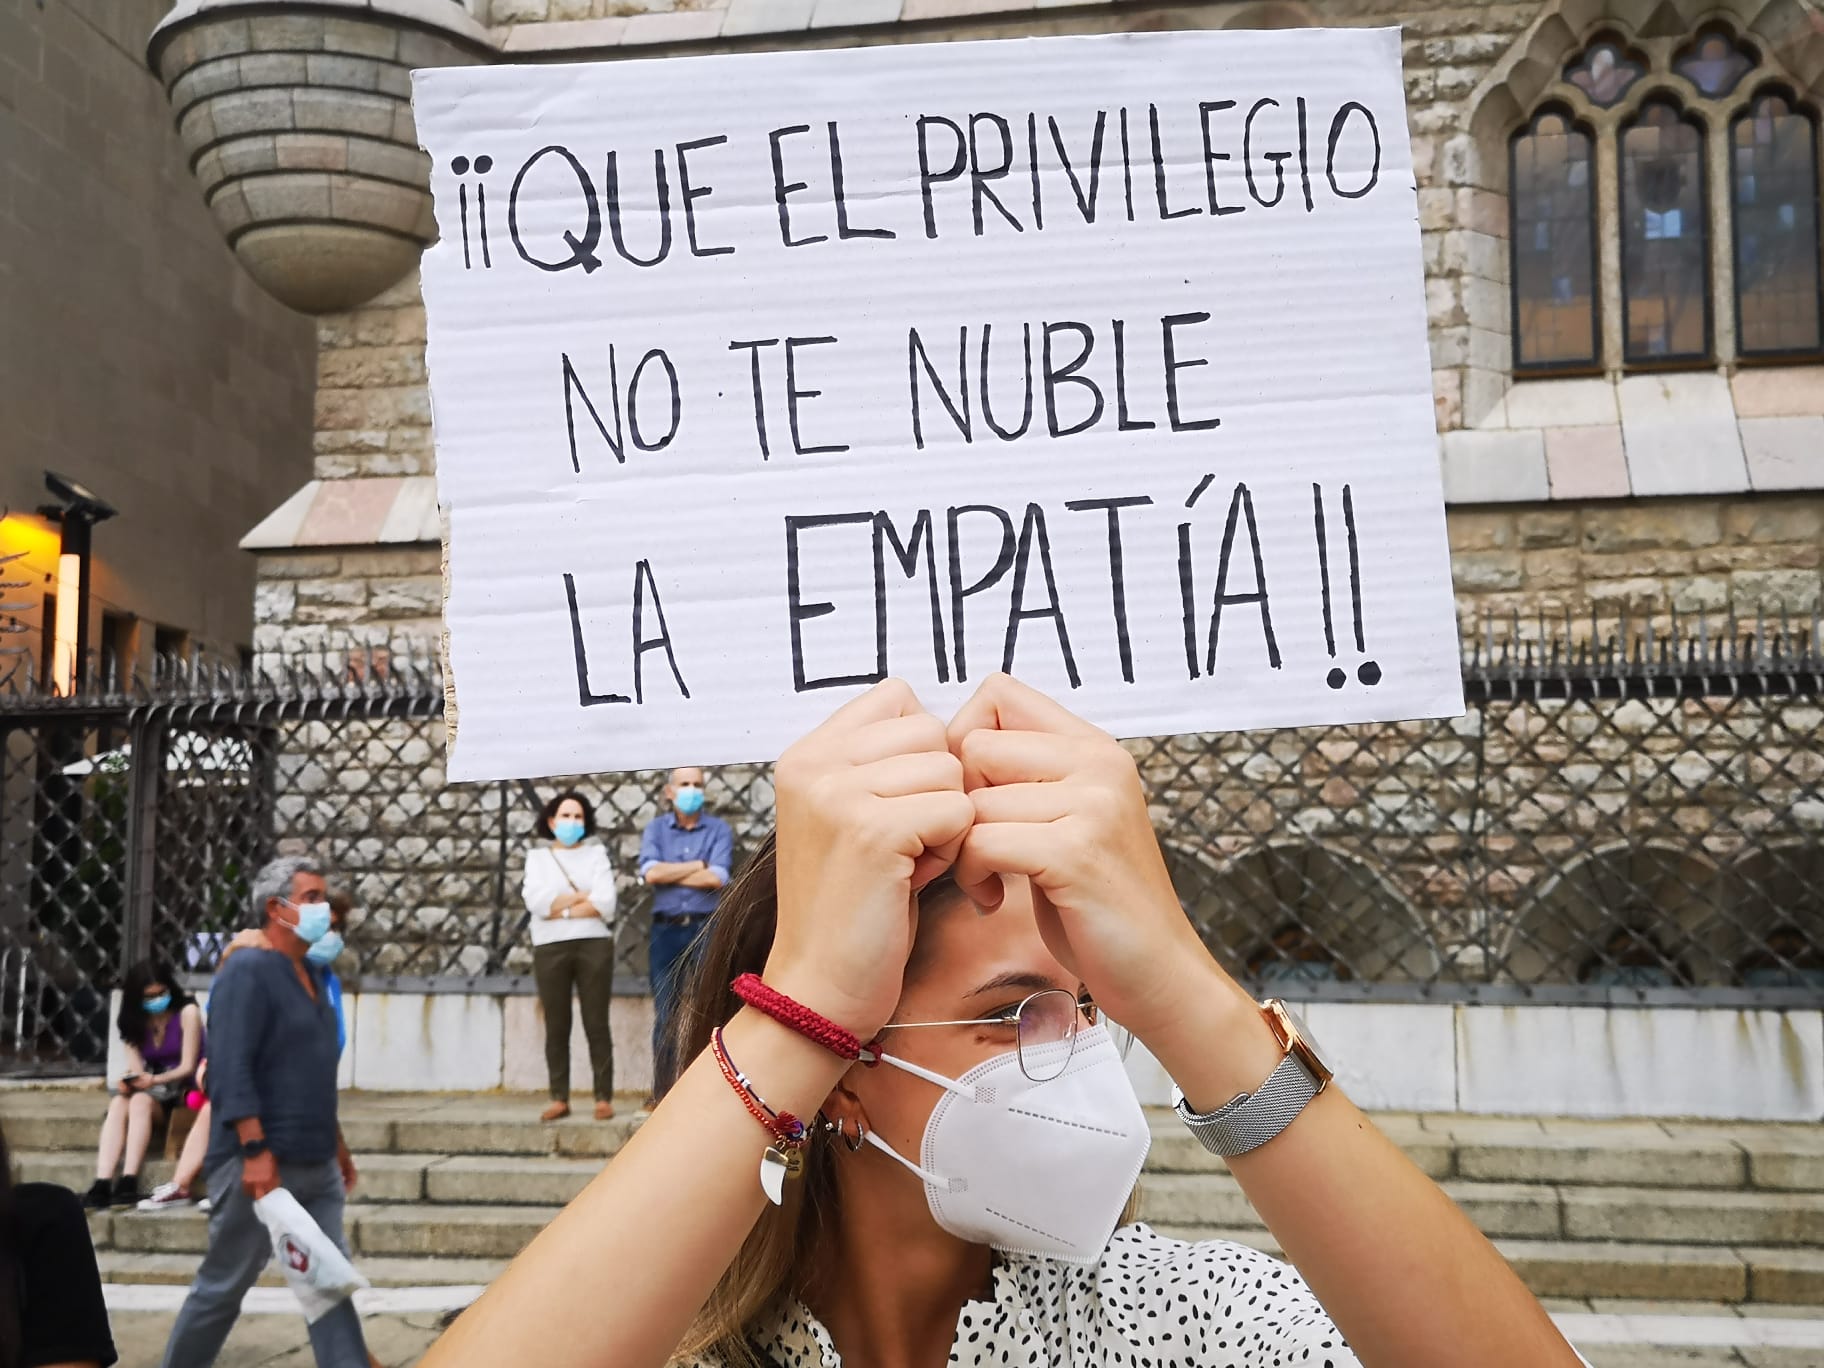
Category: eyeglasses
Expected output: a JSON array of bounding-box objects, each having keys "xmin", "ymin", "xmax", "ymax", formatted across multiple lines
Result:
[{"xmin": 871, "ymin": 988, "xmax": 1123, "ymax": 1082}]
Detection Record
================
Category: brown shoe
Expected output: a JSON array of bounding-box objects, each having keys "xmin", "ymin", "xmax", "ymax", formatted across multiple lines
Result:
[
  {"xmin": 540, "ymin": 1101, "xmax": 570, "ymax": 1123},
  {"xmin": 594, "ymin": 1100, "xmax": 615, "ymax": 1121}
]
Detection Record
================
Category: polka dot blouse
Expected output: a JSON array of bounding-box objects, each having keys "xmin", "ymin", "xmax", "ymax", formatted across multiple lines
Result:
[{"xmin": 686, "ymin": 1223, "xmax": 1362, "ymax": 1367}]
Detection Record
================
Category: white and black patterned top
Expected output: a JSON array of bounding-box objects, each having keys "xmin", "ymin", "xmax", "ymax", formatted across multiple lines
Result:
[{"xmin": 684, "ymin": 1224, "xmax": 1361, "ymax": 1367}]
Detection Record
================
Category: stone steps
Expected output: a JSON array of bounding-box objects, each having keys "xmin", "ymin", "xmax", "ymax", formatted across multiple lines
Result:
[{"xmin": 13, "ymin": 1089, "xmax": 1824, "ymax": 1305}]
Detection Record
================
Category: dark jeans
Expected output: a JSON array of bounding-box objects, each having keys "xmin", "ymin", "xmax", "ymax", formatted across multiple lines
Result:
[
  {"xmin": 649, "ymin": 917, "xmax": 710, "ymax": 1099},
  {"xmin": 532, "ymin": 936, "xmax": 616, "ymax": 1102}
]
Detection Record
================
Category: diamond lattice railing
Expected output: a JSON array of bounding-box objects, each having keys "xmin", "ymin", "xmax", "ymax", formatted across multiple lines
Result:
[{"xmin": 0, "ymin": 616, "xmax": 1819, "ymax": 1072}]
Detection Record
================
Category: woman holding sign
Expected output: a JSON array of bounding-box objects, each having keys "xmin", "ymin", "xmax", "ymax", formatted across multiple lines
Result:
[{"xmin": 431, "ymin": 676, "xmax": 1584, "ymax": 1368}]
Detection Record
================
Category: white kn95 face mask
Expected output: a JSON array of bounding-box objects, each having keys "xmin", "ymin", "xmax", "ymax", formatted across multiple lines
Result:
[{"xmin": 861, "ymin": 1026, "xmax": 1150, "ymax": 1264}]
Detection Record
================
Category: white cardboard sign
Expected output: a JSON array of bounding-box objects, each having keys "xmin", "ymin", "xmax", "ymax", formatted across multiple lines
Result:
[{"xmin": 413, "ymin": 29, "xmax": 1462, "ymax": 783}]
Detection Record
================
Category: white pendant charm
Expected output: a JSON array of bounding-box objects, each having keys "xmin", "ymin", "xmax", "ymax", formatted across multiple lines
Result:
[{"xmin": 760, "ymin": 1147, "xmax": 789, "ymax": 1205}]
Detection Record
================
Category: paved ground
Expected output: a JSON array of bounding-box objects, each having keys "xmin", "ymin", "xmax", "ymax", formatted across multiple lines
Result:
[{"xmin": 101, "ymin": 1289, "xmax": 1824, "ymax": 1366}]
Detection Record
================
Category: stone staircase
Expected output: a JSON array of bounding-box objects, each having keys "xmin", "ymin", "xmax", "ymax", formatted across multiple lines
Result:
[{"xmin": 7, "ymin": 1089, "xmax": 1824, "ymax": 1304}]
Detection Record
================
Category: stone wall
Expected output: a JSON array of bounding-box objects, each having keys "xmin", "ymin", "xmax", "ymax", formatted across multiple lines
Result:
[
  {"xmin": 0, "ymin": 0, "xmax": 316, "ymax": 663},
  {"xmin": 1449, "ymin": 498, "xmax": 1824, "ymax": 622}
]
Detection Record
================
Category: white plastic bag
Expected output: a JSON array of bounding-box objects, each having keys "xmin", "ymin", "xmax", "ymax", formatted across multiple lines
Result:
[{"xmin": 253, "ymin": 1187, "xmax": 370, "ymax": 1322}]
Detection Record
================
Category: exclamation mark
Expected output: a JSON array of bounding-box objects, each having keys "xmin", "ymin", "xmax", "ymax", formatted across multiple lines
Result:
[
  {"xmin": 1315, "ymin": 484, "xmax": 1380, "ymax": 689},
  {"xmin": 1341, "ymin": 485, "xmax": 1381, "ymax": 687}
]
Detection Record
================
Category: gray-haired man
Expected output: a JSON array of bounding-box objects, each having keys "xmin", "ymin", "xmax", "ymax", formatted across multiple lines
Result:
[{"xmin": 161, "ymin": 855, "xmax": 370, "ymax": 1368}]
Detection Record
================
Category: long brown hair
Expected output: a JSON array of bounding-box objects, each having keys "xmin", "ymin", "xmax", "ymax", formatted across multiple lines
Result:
[{"xmin": 666, "ymin": 832, "xmax": 843, "ymax": 1365}]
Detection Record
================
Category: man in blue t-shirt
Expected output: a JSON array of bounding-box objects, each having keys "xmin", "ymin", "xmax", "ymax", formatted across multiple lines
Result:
[{"xmin": 638, "ymin": 767, "xmax": 733, "ymax": 1105}]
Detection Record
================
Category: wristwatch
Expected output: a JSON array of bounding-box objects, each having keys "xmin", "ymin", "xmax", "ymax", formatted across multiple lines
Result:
[
  {"xmin": 240, "ymin": 1136, "xmax": 270, "ymax": 1159},
  {"xmin": 1172, "ymin": 999, "xmax": 1333, "ymax": 1157}
]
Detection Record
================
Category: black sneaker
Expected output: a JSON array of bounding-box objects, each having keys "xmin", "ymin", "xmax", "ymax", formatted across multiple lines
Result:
[
  {"xmin": 81, "ymin": 1179, "xmax": 112, "ymax": 1211},
  {"xmin": 110, "ymin": 1175, "xmax": 143, "ymax": 1208}
]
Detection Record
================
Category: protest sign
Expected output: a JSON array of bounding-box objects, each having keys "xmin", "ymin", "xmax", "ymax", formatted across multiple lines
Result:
[{"xmin": 413, "ymin": 28, "xmax": 1462, "ymax": 782}]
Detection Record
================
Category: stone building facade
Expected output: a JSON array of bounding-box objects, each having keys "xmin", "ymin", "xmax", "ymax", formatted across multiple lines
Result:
[
  {"xmin": 133, "ymin": 0, "xmax": 1822, "ymax": 658},
  {"xmin": 129, "ymin": 0, "xmax": 1824, "ymax": 1109}
]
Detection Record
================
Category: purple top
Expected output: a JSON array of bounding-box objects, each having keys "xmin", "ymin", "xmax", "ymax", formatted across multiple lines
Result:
[{"xmin": 142, "ymin": 1010, "xmax": 201, "ymax": 1076}]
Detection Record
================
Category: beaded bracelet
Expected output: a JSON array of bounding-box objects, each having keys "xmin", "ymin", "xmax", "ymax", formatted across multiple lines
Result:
[
  {"xmin": 730, "ymin": 972, "xmax": 867, "ymax": 1061},
  {"xmin": 711, "ymin": 1026, "xmax": 807, "ymax": 1206}
]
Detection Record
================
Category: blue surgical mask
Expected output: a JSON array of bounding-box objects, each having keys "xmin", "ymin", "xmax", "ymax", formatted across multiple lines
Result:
[
  {"xmin": 143, "ymin": 994, "xmax": 171, "ymax": 1015},
  {"xmin": 307, "ymin": 930, "xmax": 345, "ymax": 966},
  {"xmin": 553, "ymin": 819, "xmax": 586, "ymax": 847},
  {"xmin": 674, "ymin": 787, "xmax": 705, "ymax": 816},
  {"xmin": 284, "ymin": 898, "xmax": 333, "ymax": 945}
]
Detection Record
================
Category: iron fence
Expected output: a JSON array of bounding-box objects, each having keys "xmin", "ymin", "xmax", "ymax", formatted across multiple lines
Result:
[{"xmin": 1, "ymin": 612, "xmax": 1821, "ymax": 1075}]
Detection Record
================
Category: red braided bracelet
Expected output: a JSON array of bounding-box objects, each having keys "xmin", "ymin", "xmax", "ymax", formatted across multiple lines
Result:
[
  {"xmin": 710, "ymin": 1027, "xmax": 804, "ymax": 1149},
  {"xmin": 731, "ymin": 972, "xmax": 865, "ymax": 1061}
]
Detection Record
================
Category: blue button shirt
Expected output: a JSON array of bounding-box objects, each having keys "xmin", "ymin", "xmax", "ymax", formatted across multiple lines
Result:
[
  {"xmin": 639, "ymin": 812, "xmax": 733, "ymax": 917},
  {"xmin": 205, "ymin": 951, "xmax": 341, "ymax": 1171}
]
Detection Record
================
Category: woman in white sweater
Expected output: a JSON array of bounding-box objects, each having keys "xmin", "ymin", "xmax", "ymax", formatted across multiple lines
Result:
[{"xmin": 522, "ymin": 792, "xmax": 618, "ymax": 1122}]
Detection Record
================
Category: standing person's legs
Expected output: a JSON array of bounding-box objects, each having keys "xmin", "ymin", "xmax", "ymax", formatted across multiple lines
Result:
[
  {"xmin": 286, "ymin": 1159, "xmax": 370, "ymax": 1368},
  {"xmin": 572, "ymin": 936, "xmax": 616, "ymax": 1106},
  {"xmin": 160, "ymin": 1160, "xmax": 271, "ymax": 1368},
  {"xmin": 532, "ymin": 941, "xmax": 577, "ymax": 1107},
  {"xmin": 647, "ymin": 919, "xmax": 695, "ymax": 1100}
]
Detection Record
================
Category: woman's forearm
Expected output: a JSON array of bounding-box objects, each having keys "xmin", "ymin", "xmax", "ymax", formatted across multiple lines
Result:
[
  {"xmin": 424, "ymin": 1006, "xmax": 848, "ymax": 1368},
  {"xmin": 1140, "ymin": 965, "xmax": 1581, "ymax": 1368}
]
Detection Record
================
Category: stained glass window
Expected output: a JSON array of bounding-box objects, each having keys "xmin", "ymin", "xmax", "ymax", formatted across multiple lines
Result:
[
  {"xmin": 1511, "ymin": 109, "xmax": 1599, "ymax": 369},
  {"xmin": 1565, "ymin": 37, "xmax": 1645, "ymax": 107},
  {"xmin": 1620, "ymin": 101, "xmax": 1710, "ymax": 362},
  {"xmin": 1733, "ymin": 92, "xmax": 1822, "ymax": 356},
  {"xmin": 1674, "ymin": 28, "xmax": 1755, "ymax": 98}
]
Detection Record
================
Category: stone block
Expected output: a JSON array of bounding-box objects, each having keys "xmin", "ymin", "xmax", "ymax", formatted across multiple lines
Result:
[
  {"xmin": 1452, "ymin": 549, "xmax": 1523, "ymax": 591},
  {"xmin": 1722, "ymin": 499, "xmax": 1824, "ymax": 545},
  {"xmin": 1516, "ymin": 510, "xmax": 1579, "ymax": 549},
  {"xmin": 1561, "ymin": 1186, "xmax": 1824, "ymax": 1246},
  {"xmin": 1670, "ymin": 577, "xmax": 1730, "ymax": 612},
  {"xmin": 1742, "ymin": 1246, "xmax": 1824, "ymax": 1303},
  {"xmin": 351, "ymin": 1204, "xmax": 547, "ymax": 1260},
  {"xmin": 1458, "ymin": 1128, "xmax": 1745, "ymax": 1189},
  {"xmin": 1740, "ymin": 417, "xmax": 1824, "ymax": 493},
  {"xmin": 491, "ymin": 0, "xmax": 550, "ymax": 21},
  {"xmin": 621, "ymin": 10, "xmax": 724, "ymax": 42},
  {"xmin": 1440, "ymin": 430, "xmax": 1549, "ymax": 504},
  {"xmin": 1503, "ymin": 377, "xmax": 1619, "ymax": 430},
  {"xmin": 1731, "ymin": 366, "xmax": 1824, "ymax": 418},
  {"xmin": 1619, "ymin": 374, "xmax": 1750, "ymax": 497},
  {"xmin": 1581, "ymin": 504, "xmax": 1722, "ymax": 554},
  {"xmin": 425, "ymin": 1155, "xmax": 605, "ymax": 1205},
  {"xmin": 811, "ymin": 0, "xmax": 900, "ymax": 22},
  {"xmin": 369, "ymin": 576, "xmax": 443, "ymax": 617},
  {"xmin": 351, "ymin": 993, "xmax": 503, "ymax": 1090},
  {"xmin": 1456, "ymin": 1008, "xmax": 1824, "ymax": 1121},
  {"xmin": 721, "ymin": 0, "xmax": 815, "ymax": 33},
  {"xmin": 1496, "ymin": 1239, "xmax": 1747, "ymax": 1303},
  {"xmin": 1732, "ymin": 570, "xmax": 1822, "ymax": 614},
  {"xmin": 1545, "ymin": 426, "xmax": 1630, "ymax": 500}
]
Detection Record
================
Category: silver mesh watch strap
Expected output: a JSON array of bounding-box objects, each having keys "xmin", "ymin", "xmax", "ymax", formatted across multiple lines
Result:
[{"xmin": 1173, "ymin": 1050, "xmax": 1322, "ymax": 1158}]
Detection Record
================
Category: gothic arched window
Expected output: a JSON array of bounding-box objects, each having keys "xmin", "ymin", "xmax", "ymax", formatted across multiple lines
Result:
[
  {"xmin": 1620, "ymin": 99, "xmax": 1709, "ymax": 362},
  {"xmin": 1732, "ymin": 91, "xmax": 1823, "ymax": 356},
  {"xmin": 1510, "ymin": 27, "xmax": 1824, "ymax": 373},
  {"xmin": 1511, "ymin": 108, "xmax": 1599, "ymax": 368}
]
